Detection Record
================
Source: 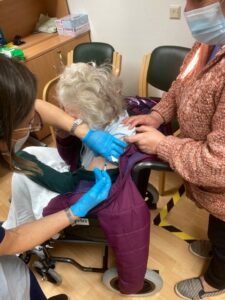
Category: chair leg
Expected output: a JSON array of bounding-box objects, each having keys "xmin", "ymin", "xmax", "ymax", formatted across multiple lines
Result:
[{"xmin": 158, "ymin": 172, "xmax": 166, "ymax": 196}]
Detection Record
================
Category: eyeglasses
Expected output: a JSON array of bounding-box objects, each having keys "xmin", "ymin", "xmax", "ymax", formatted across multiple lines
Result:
[
  {"xmin": 12, "ymin": 112, "xmax": 42, "ymax": 141},
  {"xmin": 12, "ymin": 124, "xmax": 41, "ymax": 140}
]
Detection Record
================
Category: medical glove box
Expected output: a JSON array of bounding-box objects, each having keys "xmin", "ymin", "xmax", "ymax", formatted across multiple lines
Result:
[{"xmin": 56, "ymin": 14, "xmax": 90, "ymax": 37}]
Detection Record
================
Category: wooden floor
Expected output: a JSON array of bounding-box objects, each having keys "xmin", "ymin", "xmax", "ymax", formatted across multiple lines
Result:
[{"xmin": 0, "ymin": 137, "xmax": 224, "ymax": 300}]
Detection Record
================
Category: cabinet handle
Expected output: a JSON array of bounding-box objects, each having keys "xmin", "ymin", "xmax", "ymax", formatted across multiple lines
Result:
[
  {"xmin": 52, "ymin": 51, "xmax": 66, "ymax": 76},
  {"xmin": 57, "ymin": 51, "xmax": 65, "ymax": 66},
  {"xmin": 55, "ymin": 51, "xmax": 65, "ymax": 75},
  {"xmin": 52, "ymin": 64, "xmax": 57, "ymax": 75}
]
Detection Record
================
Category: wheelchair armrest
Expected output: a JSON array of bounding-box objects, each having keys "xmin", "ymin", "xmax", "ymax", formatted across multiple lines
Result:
[{"xmin": 131, "ymin": 158, "xmax": 171, "ymax": 198}]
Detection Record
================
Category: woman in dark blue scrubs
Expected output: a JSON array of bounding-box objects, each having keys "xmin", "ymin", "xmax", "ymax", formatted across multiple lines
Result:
[{"xmin": 0, "ymin": 54, "xmax": 125, "ymax": 300}]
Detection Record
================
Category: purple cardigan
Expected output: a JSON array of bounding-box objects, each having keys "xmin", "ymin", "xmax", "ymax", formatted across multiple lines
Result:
[{"xmin": 44, "ymin": 135, "xmax": 153, "ymax": 294}]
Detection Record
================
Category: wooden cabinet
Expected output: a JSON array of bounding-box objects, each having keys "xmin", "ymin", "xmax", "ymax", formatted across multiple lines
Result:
[
  {"xmin": 0, "ymin": 0, "xmax": 91, "ymax": 140},
  {"xmin": 23, "ymin": 32, "xmax": 90, "ymax": 98},
  {"xmin": 0, "ymin": 0, "xmax": 70, "ymax": 41}
]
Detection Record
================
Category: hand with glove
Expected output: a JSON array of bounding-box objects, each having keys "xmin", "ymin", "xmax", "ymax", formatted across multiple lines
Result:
[
  {"xmin": 70, "ymin": 168, "xmax": 111, "ymax": 217},
  {"xmin": 82, "ymin": 129, "xmax": 127, "ymax": 163}
]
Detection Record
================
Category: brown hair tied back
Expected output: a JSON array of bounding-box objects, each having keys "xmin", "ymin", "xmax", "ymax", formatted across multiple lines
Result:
[{"xmin": 0, "ymin": 54, "xmax": 40, "ymax": 173}]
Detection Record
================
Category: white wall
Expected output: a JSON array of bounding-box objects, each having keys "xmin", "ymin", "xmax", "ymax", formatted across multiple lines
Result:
[{"xmin": 68, "ymin": 0, "xmax": 194, "ymax": 95}]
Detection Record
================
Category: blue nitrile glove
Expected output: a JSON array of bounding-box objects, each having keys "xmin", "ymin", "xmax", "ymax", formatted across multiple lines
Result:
[
  {"xmin": 82, "ymin": 129, "xmax": 127, "ymax": 163},
  {"xmin": 70, "ymin": 168, "xmax": 111, "ymax": 217}
]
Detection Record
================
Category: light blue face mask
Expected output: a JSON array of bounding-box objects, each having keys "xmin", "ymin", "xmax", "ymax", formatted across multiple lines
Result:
[{"xmin": 184, "ymin": 2, "xmax": 225, "ymax": 45}]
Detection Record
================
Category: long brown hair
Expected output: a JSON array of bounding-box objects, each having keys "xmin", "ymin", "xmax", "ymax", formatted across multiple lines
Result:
[{"xmin": 0, "ymin": 54, "xmax": 40, "ymax": 173}]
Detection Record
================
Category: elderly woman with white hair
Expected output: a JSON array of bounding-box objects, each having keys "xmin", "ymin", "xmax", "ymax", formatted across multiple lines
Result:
[{"xmin": 3, "ymin": 62, "xmax": 135, "ymax": 229}]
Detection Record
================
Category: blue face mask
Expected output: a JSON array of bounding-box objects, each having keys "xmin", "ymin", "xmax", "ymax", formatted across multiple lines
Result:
[{"xmin": 184, "ymin": 2, "xmax": 225, "ymax": 45}]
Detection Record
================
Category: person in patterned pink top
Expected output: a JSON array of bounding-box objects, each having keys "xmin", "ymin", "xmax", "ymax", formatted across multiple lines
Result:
[{"xmin": 124, "ymin": 0, "xmax": 225, "ymax": 299}]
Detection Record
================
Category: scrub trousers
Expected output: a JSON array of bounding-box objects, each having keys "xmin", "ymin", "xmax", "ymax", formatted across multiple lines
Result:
[{"xmin": 30, "ymin": 269, "xmax": 47, "ymax": 299}]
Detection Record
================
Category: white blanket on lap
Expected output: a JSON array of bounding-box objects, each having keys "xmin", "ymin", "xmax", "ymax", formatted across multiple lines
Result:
[{"xmin": 3, "ymin": 147, "xmax": 67, "ymax": 229}]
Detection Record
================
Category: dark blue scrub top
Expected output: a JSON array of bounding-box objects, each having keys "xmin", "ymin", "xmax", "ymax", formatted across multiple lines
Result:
[{"xmin": 0, "ymin": 225, "xmax": 5, "ymax": 242}]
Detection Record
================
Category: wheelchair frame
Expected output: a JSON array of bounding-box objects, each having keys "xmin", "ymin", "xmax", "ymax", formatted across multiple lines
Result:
[{"xmin": 22, "ymin": 159, "xmax": 171, "ymax": 285}]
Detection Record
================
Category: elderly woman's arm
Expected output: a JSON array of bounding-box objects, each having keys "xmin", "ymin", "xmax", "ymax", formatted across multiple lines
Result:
[
  {"xmin": 123, "ymin": 80, "xmax": 181, "ymax": 129},
  {"xmin": 155, "ymin": 92, "xmax": 225, "ymax": 188},
  {"xmin": 151, "ymin": 81, "xmax": 178, "ymax": 124},
  {"xmin": 125, "ymin": 87, "xmax": 225, "ymax": 188}
]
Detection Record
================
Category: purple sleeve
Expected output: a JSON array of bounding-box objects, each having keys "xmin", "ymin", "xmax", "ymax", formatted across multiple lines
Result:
[
  {"xmin": 0, "ymin": 225, "xmax": 5, "ymax": 243},
  {"xmin": 56, "ymin": 135, "xmax": 82, "ymax": 172}
]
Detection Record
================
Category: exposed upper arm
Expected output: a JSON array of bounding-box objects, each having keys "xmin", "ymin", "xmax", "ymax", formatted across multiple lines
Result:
[{"xmin": 86, "ymin": 156, "xmax": 117, "ymax": 171}]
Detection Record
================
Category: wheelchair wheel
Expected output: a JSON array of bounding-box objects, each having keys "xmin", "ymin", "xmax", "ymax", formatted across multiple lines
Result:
[
  {"xmin": 145, "ymin": 183, "xmax": 159, "ymax": 209},
  {"xmin": 32, "ymin": 261, "xmax": 45, "ymax": 278},
  {"xmin": 102, "ymin": 267, "xmax": 163, "ymax": 296},
  {"xmin": 32, "ymin": 261, "xmax": 62, "ymax": 285},
  {"xmin": 46, "ymin": 268, "xmax": 62, "ymax": 285}
]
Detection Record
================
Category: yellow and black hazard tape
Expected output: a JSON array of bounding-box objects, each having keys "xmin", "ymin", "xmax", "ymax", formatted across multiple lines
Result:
[{"xmin": 153, "ymin": 184, "xmax": 196, "ymax": 244}]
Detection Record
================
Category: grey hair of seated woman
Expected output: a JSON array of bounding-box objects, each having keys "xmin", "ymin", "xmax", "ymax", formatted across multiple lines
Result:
[{"xmin": 57, "ymin": 62, "xmax": 125, "ymax": 129}]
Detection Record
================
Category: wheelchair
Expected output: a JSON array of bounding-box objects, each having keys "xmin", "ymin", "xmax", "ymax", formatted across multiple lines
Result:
[
  {"xmin": 21, "ymin": 153, "xmax": 171, "ymax": 297},
  {"xmin": 20, "ymin": 42, "xmax": 188, "ymax": 296}
]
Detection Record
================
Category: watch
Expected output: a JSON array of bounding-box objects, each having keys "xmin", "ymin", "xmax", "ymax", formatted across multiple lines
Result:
[
  {"xmin": 64, "ymin": 208, "xmax": 77, "ymax": 226},
  {"xmin": 69, "ymin": 118, "xmax": 83, "ymax": 135}
]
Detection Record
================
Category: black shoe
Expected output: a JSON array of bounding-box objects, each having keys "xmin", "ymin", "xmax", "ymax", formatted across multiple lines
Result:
[{"xmin": 48, "ymin": 294, "xmax": 68, "ymax": 300}]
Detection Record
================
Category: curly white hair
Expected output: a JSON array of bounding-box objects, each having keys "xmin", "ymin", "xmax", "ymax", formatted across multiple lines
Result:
[{"xmin": 57, "ymin": 62, "xmax": 125, "ymax": 129}]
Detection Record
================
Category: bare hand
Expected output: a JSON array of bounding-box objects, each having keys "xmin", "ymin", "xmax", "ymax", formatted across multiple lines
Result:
[
  {"xmin": 123, "ymin": 111, "xmax": 164, "ymax": 129},
  {"xmin": 124, "ymin": 126, "xmax": 166, "ymax": 154}
]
